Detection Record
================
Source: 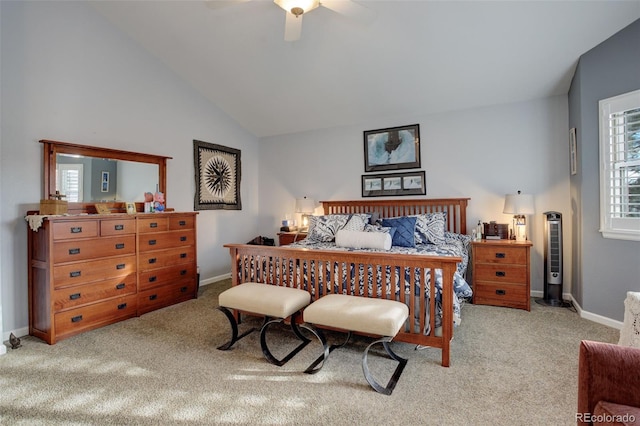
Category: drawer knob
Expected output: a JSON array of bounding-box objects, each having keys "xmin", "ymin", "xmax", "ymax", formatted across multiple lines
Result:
[
  {"xmin": 69, "ymin": 248, "xmax": 80, "ymax": 255},
  {"xmin": 496, "ymin": 289, "xmax": 506, "ymax": 296},
  {"xmin": 116, "ymin": 263, "xmax": 126, "ymax": 270},
  {"xmin": 180, "ymin": 286, "xmax": 188, "ymax": 292},
  {"xmin": 114, "ymin": 224, "xmax": 124, "ymax": 231},
  {"xmin": 70, "ymin": 226, "xmax": 82, "ymax": 234},
  {"xmin": 180, "ymin": 236, "xmax": 187, "ymax": 242},
  {"xmin": 117, "ymin": 303, "xmax": 127, "ymax": 310},
  {"xmin": 149, "ymin": 276, "xmax": 157, "ymax": 282},
  {"xmin": 116, "ymin": 283, "xmax": 126, "ymax": 290},
  {"xmin": 115, "ymin": 243, "xmax": 125, "ymax": 250},
  {"xmin": 180, "ymin": 269, "xmax": 187, "ymax": 276},
  {"xmin": 149, "ymin": 240, "xmax": 157, "ymax": 245},
  {"xmin": 495, "ymin": 271, "xmax": 506, "ymax": 277},
  {"xmin": 71, "ymin": 315, "xmax": 83, "ymax": 323},
  {"xmin": 179, "ymin": 220, "xmax": 186, "ymax": 226},
  {"xmin": 495, "ymin": 253, "xmax": 506, "ymax": 258},
  {"xmin": 70, "ymin": 271, "xmax": 81, "ymax": 278},
  {"xmin": 69, "ymin": 293, "xmax": 81, "ymax": 300},
  {"xmin": 148, "ymin": 258, "xmax": 157, "ymax": 264},
  {"xmin": 180, "ymin": 253, "xmax": 187, "ymax": 259},
  {"xmin": 149, "ymin": 294, "xmax": 158, "ymax": 300},
  {"xmin": 150, "ymin": 222, "xmax": 158, "ymax": 228}
]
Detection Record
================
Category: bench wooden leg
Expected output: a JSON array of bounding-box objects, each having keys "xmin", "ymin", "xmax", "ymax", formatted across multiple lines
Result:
[
  {"xmin": 362, "ymin": 337, "xmax": 408, "ymax": 395},
  {"xmin": 260, "ymin": 311, "xmax": 312, "ymax": 366}
]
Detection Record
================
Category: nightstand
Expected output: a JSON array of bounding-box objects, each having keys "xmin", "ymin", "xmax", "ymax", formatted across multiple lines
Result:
[
  {"xmin": 278, "ymin": 231, "xmax": 307, "ymax": 246},
  {"xmin": 471, "ymin": 239, "xmax": 532, "ymax": 311}
]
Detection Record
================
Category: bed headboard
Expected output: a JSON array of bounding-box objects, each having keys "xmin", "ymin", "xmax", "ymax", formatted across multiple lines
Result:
[{"xmin": 321, "ymin": 198, "xmax": 470, "ymax": 235}]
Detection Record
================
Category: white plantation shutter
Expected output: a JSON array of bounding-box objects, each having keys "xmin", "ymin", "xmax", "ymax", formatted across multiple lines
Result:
[
  {"xmin": 57, "ymin": 164, "xmax": 83, "ymax": 203},
  {"xmin": 599, "ymin": 89, "xmax": 640, "ymax": 241}
]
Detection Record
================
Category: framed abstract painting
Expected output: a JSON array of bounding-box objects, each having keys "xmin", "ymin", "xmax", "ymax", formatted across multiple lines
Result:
[{"xmin": 194, "ymin": 140, "xmax": 242, "ymax": 210}]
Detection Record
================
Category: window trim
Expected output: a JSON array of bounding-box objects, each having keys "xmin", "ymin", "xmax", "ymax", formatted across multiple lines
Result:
[{"xmin": 598, "ymin": 89, "xmax": 640, "ymax": 241}]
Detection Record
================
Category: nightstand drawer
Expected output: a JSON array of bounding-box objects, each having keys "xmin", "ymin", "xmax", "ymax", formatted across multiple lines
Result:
[
  {"xmin": 474, "ymin": 264, "xmax": 528, "ymax": 283},
  {"xmin": 474, "ymin": 282, "xmax": 529, "ymax": 308},
  {"xmin": 474, "ymin": 246, "xmax": 527, "ymax": 265}
]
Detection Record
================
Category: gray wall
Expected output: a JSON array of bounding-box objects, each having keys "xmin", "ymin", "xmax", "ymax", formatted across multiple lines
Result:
[{"xmin": 568, "ymin": 19, "xmax": 640, "ymax": 321}]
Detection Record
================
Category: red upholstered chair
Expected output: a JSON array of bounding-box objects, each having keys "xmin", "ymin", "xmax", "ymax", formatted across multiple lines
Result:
[{"xmin": 577, "ymin": 340, "xmax": 640, "ymax": 425}]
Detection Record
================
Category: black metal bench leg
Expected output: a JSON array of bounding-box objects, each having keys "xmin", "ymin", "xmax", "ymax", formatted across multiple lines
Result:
[
  {"xmin": 362, "ymin": 337, "xmax": 408, "ymax": 395},
  {"xmin": 301, "ymin": 324, "xmax": 351, "ymax": 375},
  {"xmin": 216, "ymin": 306, "xmax": 261, "ymax": 350},
  {"xmin": 260, "ymin": 311, "xmax": 311, "ymax": 366}
]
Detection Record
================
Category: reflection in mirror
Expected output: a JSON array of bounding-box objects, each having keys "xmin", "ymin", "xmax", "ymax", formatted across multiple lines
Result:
[{"xmin": 56, "ymin": 154, "xmax": 159, "ymax": 203}]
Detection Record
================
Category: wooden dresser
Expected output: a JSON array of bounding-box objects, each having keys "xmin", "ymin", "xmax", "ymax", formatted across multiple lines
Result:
[
  {"xmin": 471, "ymin": 239, "xmax": 532, "ymax": 311},
  {"xmin": 27, "ymin": 212, "xmax": 198, "ymax": 344},
  {"xmin": 278, "ymin": 231, "xmax": 307, "ymax": 246}
]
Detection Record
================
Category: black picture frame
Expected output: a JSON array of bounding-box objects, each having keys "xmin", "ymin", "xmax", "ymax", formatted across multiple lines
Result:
[
  {"xmin": 363, "ymin": 124, "xmax": 420, "ymax": 172},
  {"xmin": 361, "ymin": 170, "xmax": 426, "ymax": 198},
  {"xmin": 194, "ymin": 140, "xmax": 242, "ymax": 210}
]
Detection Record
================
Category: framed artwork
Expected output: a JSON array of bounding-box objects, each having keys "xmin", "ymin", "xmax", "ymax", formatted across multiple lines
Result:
[
  {"xmin": 362, "ymin": 170, "xmax": 426, "ymax": 197},
  {"xmin": 125, "ymin": 202, "xmax": 137, "ymax": 215},
  {"xmin": 364, "ymin": 124, "xmax": 420, "ymax": 172},
  {"xmin": 101, "ymin": 171, "xmax": 109, "ymax": 193},
  {"xmin": 194, "ymin": 140, "xmax": 242, "ymax": 210},
  {"xmin": 569, "ymin": 127, "xmax": 577, "ymax": 175}
]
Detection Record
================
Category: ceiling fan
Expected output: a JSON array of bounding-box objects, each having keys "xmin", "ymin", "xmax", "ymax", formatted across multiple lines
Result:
[{"xmin": 206, "ymin": 0, "xmax": 374, "ymax": 41}]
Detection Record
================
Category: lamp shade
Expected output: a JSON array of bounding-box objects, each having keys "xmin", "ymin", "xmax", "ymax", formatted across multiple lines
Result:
[
  {"xmin": 295, "ymin": 197, "xmax": 315, "ymax": 214},
  {"xmin": 503, "ymin": 192, "xmax": 535, "ymax": 215}
]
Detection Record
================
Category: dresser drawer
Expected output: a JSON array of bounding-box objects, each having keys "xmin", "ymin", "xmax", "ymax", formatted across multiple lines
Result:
[
  {"xmin": 53, "ymin": 255, "xmax": 137, "ymax": 287},
  {"xmin": 137, "ymin": 217, "xmax": 169, "ymax": 233},
  {"xmin": 139, "ymin": 246, "xmax": 196, "ymax": 270},
  {"xmin": 138, "ymin": 230, "xmax": 195, "ymax": 252},
  {"xmin": 54, "ymin": 275, "xmax": 137, "ymax": 311},
  {"xmin": 474, "ymin": 246, "xmax": 527, "ymax": 265},
  {"xmin": 53, "ymin": 235, "xmax": 136, "ymax": 264},
  {"xmin": 100, "ymin": 218, "xmax": 136, "ymax": 236},
  {"xmin": 474, "ymin": 263, "xmax": 528, "ymax": 283},
  {"xmin": 139, "ymin": 264, "xmax": 197, "ymax": 291},
  {"xmin": 474, "ymin": 282, "xmax": 529, "ymax": 308},
  {"xmin": 169, "ymin": 215, "xmax": 195, "ymax": 230},
  {"xmin": 138, "ymin": 281, "xmax": 197, "ymax": 315},
  {"xmin": 54, "ymin": 294, "xmax": 137, "ymax": 339},
  {"xmin": 52, "ymin": 221, "xmax": 99, "ymax": 240}
]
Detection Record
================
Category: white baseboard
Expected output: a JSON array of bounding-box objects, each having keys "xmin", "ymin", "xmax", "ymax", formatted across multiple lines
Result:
[
  {"xmin": 199, "ymin": 272, "xmax": 231, "ymax": 287},
  {"xmin": 530, "ymin": 290, "xmax": 623, "ymax": 330}
]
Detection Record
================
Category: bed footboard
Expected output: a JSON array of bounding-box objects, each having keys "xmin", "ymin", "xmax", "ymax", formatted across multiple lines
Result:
[{"xmin": 224, "ymin": 244, "xmax": 461, "ymax": 367}]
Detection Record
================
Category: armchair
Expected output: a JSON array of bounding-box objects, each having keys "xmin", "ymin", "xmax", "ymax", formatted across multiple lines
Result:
[{"xmin": 577, "ymin": 340, "xmax": 640, "ymax": 425}]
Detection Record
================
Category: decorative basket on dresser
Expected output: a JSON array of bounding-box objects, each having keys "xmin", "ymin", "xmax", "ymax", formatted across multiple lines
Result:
[
  {"xmin": 471, "ymin": 239, "xmax": 533, "ymax": 311},
  {"xmin": 27, "ymin": 212, "xmax": 198, "ymax": 344}
]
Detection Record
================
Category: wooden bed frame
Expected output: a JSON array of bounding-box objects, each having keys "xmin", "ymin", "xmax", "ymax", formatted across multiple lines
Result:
[{"xmin": 225, "ymin": 198, "xmax": 470, "ymax": 367}]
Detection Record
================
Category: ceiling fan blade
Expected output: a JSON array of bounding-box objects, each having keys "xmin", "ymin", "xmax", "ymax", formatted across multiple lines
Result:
[
  {"xmin": 204, "ymin": 0, "xmax": 251, "ymax": 10},
  {"xmin": 320, "ymin": 0, "xmax": 376, "ymax": 25},
  {"xmin": 284, "ymin": 12, "xmax": 303, "ymax": 41}
]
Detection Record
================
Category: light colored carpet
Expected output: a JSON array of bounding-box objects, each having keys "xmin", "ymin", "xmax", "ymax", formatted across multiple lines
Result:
[{"xmin": 0, "ymin": 279, "xmax": 619, "ymax": 425}]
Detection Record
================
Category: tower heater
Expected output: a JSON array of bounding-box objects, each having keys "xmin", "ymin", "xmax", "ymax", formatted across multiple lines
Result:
[{"xmin": 536, "ymin": 211, "xmax": 570, "ymax": 307}]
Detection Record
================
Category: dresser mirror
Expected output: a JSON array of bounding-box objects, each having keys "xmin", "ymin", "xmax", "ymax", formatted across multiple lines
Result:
[{"xmin": 41, "ymin": 139, "xmax": 171, "ymax": 214}]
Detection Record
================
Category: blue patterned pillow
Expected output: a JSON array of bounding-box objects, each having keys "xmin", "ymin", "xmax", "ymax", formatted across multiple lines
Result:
[
  {"xmin": 307, "ymin": 215, "xmax": 350, "ymax": 242},
  {"xmin": 381, "ymin": 216, "xmax": 417, "ymax": 247},
  {"xmin": 413, "ymin": 212, "xmax": 446, "ymax": 245},
  {"xmin": 342, "ymin": 214, "xmax": 371, "ymax": 232}
]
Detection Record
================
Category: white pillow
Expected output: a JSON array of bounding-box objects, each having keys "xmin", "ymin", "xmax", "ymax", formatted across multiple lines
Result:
[{"xmin": 335, "ymin": 230, "xmax": 392, "ymax": 251}]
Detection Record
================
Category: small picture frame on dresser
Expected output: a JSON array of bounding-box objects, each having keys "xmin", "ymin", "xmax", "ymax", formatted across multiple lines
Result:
[
  {"xmin": 125, "ymin": 202, "xmax": 136, "ymax": 215},
  {"xmin": 95, "ymin": 203, "xmax": 111, "ymax": 214}
]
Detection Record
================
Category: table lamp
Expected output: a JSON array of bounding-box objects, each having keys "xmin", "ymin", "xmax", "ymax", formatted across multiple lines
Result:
[
  {"xmin": 295, "ymin": 196, "xmax": 315, "ymax": 231},
  {"xmin": 503, "ymin": 190, "xmax": 535, "ymax": 241}
]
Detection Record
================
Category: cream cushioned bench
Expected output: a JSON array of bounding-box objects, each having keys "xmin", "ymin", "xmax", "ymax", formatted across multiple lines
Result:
[
  {"xmin": 301, "ymin": 294, "xmax": 410, "ymax": 395},
  {"xmin": 217, "ymin": 282, "xmax": 311, "ymax": 366}
]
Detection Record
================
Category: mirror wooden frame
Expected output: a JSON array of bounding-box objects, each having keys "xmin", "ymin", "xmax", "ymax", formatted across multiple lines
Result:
[{"xmin": 41, "ymin": 139, "xmax": 172, "ymax": 214}]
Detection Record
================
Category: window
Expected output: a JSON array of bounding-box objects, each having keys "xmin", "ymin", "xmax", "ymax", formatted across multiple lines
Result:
[
  {"xmin": 599, "ymin": 89, "xmax": 640, "ymax": 241},
  {"xmin": 56, "ymin": 164, "xmax": 83, "ymax": 203}
]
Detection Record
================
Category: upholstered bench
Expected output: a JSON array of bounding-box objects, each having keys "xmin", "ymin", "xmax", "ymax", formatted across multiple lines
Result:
[
  {"xmin": 217, "ymin": 282, "xmax": 311, "ymax": 366},
  {"xmin": 301, "ymin": 294, "xmax": 409, "ymax": 395}
]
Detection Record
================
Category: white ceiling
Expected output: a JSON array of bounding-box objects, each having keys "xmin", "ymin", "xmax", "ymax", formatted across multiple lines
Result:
[{"xmin": 91, "ymin": 1, "xmax": 640, "ymax": 138}]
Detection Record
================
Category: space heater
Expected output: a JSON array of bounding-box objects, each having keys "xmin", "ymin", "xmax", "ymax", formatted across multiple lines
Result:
[{"xmin": 536, "ymin": 211, "xmax": 570, "ymax": 307}]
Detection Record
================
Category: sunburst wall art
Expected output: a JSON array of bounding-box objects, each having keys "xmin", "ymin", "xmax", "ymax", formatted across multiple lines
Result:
[{"xmin": 194, "ymin": 140, "xmax": 241, "ymax": 210}]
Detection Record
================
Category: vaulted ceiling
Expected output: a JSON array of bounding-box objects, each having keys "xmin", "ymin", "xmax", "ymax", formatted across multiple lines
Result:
[{"xmin": 91, "ymin": 1, "xmax": 640, "ymax": 138}]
